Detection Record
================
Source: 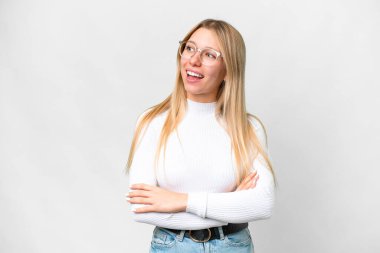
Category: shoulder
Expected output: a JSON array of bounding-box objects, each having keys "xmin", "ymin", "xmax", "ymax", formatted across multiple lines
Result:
[
  {"xmin": 248, "ymin": 114, "xmax": 266, "ymax": 134},
  {"xmin": 135, "ymin": 108, "xmax": 164, "ymax": 149},
  {"xmin": 135, "ymin": 108, "xmax": 167, "ymax": 128},
  {"xmin": 248, "ymin": 114, "xmax": 268, "ymax": 150},
  {"xmin": 134, "ymin": 108, "xmax": 167, "ymax": 142}
]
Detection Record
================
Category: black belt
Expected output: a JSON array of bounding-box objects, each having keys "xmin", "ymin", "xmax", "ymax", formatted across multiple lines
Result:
[{"xmin": 162, "ymin": 223, "xmax": 248, "ymax": 243}]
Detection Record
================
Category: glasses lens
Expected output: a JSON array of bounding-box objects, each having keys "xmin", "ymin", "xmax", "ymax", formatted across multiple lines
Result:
[
  {"xmin": 201, "ymin": 49, "xmax": 218, "ymax": 65},
  {"xmin": 180, "ymin": 41, "xmax": 196, "ymax": 58},
  {"xmin": 178, "ymin": 41, "xmax": 220, "ymax": 65}
]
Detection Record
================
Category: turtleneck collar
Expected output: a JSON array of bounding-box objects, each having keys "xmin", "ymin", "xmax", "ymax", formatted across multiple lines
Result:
[{"xmin": 186, "ymin": 98, "xmax": 216, "ymax": 115}]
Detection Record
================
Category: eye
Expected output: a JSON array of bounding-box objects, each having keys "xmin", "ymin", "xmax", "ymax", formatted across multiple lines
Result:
[
  {"xmin": 205, "ymin": 51, "xmax": 217, "ymax": 59},
  {"xmin": 185, "ymin": 45, "xmax": 195, "ymax": 52}
]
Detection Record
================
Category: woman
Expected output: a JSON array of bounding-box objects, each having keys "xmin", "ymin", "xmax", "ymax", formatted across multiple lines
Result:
[{"xmin": 126, "ymin": 19, "xmax": 276, "ymax": 253}]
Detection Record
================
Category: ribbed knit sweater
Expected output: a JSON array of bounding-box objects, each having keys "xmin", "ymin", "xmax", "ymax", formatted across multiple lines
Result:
[{"xmin": 128, "ymin": 98, "xmax": 275, "ymax": 230}]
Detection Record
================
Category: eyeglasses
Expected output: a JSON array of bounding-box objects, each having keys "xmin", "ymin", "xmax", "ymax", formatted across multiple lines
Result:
[{"xmin": 178, "ymin": 40, "xmax": 223, "ymax": 66}]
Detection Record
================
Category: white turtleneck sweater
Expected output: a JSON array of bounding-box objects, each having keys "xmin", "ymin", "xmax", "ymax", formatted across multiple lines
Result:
[{"xmin": 128, "ymin": 98, "xmax": 275, "ymax": 230}]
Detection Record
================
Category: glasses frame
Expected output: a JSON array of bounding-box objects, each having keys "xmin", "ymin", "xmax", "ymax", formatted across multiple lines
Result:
[{"xmin": 178, "ymin": 40, "xmax": 223, "ymax": 65}]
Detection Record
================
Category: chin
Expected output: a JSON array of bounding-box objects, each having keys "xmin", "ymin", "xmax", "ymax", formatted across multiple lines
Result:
[{"xmin": 184, "ymin": 84, "xmax": 202, "ymax": 94}]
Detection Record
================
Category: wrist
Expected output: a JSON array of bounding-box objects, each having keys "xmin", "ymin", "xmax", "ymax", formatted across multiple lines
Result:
[{"xmin": 180, "ymin": 193, "xmax": 188, "ymax": 212}]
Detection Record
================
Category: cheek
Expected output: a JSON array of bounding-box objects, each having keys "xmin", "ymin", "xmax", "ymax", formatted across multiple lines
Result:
[
  {"xmin": 206, "ymin": 67, "xmax": 225, "ymax": 81},
  {"xmin": 180, "ymin": 57, "xmax": 187, "ymax": 68},
  {"xmin": 180, "ymin": 59, "xmax": 187, "ymax": 74}
]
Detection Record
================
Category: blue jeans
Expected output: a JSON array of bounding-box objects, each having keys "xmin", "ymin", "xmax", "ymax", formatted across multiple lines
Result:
[{"xmin": 149, "ymin": 226, "xmax": 254, "ymax": 253}]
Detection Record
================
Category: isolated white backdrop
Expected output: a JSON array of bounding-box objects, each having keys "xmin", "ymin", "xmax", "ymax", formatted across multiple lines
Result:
[{"xmin": 1, "ymin": 0, "xmax": 379, "ymax": 252}]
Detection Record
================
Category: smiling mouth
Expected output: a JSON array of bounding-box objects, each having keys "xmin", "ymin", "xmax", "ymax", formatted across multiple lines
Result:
[{"xmin": 186, "ymin": 70, "xmax": 204, "ymax": 79}]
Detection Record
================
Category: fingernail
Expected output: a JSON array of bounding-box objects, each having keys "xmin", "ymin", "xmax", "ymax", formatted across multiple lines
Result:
[{"xmin": 126, "ymin": 197, "xmax": 130, "ymax": 201}]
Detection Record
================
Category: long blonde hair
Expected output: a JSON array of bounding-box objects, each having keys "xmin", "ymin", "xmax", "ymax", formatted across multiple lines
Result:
[{"xmin": 126, "ymin": 19, "xmax": 276, "ymax": 186}]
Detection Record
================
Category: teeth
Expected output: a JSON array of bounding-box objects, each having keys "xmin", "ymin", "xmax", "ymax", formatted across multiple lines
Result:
[{"xmin": 187, "ymin": 70, "xmax": 204, "ymax": 78}]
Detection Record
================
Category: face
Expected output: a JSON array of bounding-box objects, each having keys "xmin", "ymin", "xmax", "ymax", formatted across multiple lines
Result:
[{"xmin": 180, "ymin": 28, "xmax": 226, "ymax": 103}]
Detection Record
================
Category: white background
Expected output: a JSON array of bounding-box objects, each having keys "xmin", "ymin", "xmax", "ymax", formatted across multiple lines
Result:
[{"xmin": 1, "ymin": 0, "xmax": 379, "ymax": 252}]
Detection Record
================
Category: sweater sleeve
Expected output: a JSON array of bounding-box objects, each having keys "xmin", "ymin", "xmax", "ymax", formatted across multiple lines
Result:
[
  {"xmin": 128, "ymin": 111, "xmax": 228, "ymax": 229},
  {"xmin": 186, "ymin": 117, "xmax": 275, "ymax": 223}
]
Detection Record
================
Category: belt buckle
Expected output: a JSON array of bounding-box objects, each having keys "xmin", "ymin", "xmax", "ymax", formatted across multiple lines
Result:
[{"xmin": 189, "ymin": 228, "xmax": 212, "ymax": 242}]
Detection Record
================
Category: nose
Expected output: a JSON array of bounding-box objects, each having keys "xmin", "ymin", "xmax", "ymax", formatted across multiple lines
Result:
[{"xmin": 189, "ymin": 50, "xmax": 202, "ymax": 66}]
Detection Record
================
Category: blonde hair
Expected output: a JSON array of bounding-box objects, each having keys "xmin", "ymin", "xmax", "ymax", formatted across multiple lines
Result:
[{"xmin": 126, "ymin": 19, "xmax": 276, "ymax": 186}]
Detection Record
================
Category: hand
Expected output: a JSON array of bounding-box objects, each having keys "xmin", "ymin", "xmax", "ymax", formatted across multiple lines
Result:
[
  {"xmin": 126, "ymin": 183, "xmax": 188, "ymax": 213},
  {"xmin": 235, "ymin": 170, "xmax": 259, "ymax": 191}
]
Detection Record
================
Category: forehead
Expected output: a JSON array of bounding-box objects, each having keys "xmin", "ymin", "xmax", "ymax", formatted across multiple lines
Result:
[{"xmin": 188, "ymin": 28, "xmax": 221, "ymax": 50}]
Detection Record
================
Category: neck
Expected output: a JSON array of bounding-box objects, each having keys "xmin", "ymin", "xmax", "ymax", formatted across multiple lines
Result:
[{"xmin": 186, "ymin": 98, "xmax": 216, "ymax": 115}]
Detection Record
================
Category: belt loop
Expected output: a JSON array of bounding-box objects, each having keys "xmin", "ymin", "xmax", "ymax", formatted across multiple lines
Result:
[
  {"xmin": 176, "ymin": 230, "xmax": 186, "ymax": 242},
  {"xmin": 217, "ymin": 226, "xmax": 225, "ymax": 240}
]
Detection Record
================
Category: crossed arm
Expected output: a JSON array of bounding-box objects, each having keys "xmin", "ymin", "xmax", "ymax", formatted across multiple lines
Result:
[
  {"xmin": 127, "ymin": 166, "xmax": 261, "ymax": 229},
  {"xmin": 126, "ymin": 113, "xmax": 274, "ymax": 229}
]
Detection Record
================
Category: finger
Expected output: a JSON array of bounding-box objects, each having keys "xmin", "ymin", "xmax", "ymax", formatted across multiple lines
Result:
[
  {"xmin": 237, "ymin": 178, "xmax": 252, "ymax": 190},
  {"xmin": 237, "ymin": 171, "xmax": 257, "ymax": 191},
  {"xmin": 244, "ymin": 171, "xmax": 257, "ymax": 183},
  {"xmin": 236, "ymin": 180, "xmax": 249, "ymax": 191},
  {"xmin": 133, "ymin": 205, "xmax": 155, "ymax": 213},
  {"xmin": 250, "ymin": 175, "xmax": 259, "ymax": 188},
  {"xmin": 125, "ymin": 189, "xmax": 135, "ymax": 198},
  {"xmin": 244, "ymin": 171, "xmax": 257, "ymax": 182},
  {"xmin": 130, "ymin": 183, "xmax": 155, "ymax": 191},
  {"xmin": 128, "ymin": 197, "xmax": 153, "ymax": 205},
  {"xmin": 236, "ymin": 180, "xmax": 250, "ymax": 191},
  {"xmin": 127, "ymin": 190, "xmax": 151, "ymax": 198},
  {"xmin": 250, "ymin": 170, "xmax": 258, "ymax": 176}
]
